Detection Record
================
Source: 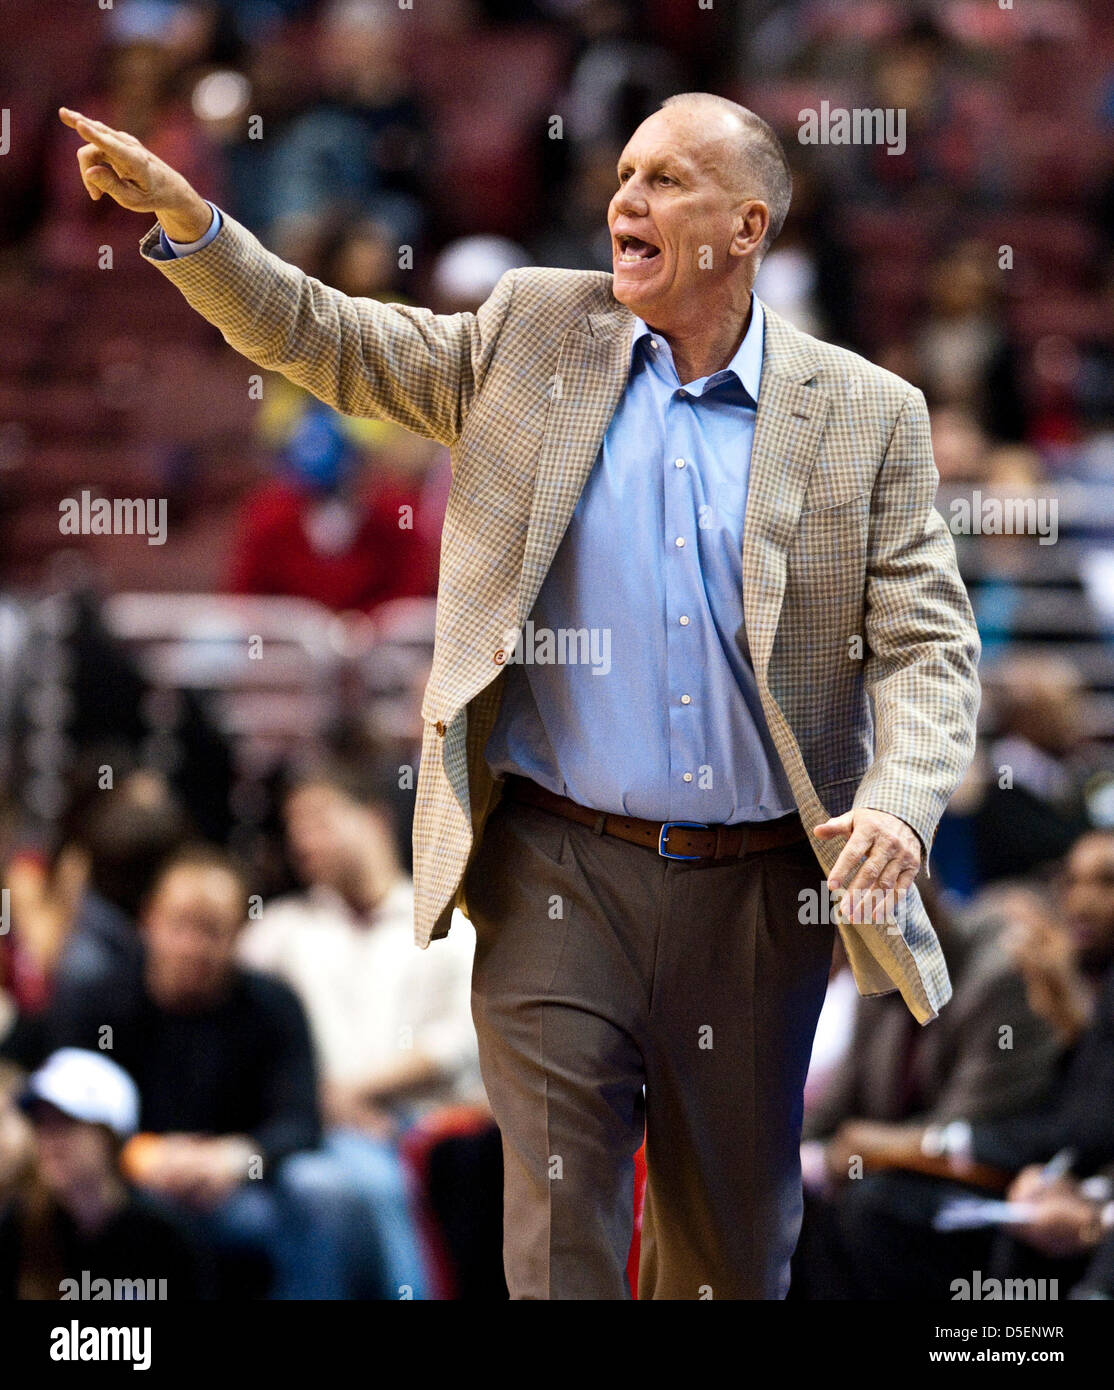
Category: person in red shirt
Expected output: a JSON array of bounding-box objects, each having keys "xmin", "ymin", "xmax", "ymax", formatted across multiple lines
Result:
[{"xmin": 227, "ymin": 403, "xmax": 439, "ymax": 613}]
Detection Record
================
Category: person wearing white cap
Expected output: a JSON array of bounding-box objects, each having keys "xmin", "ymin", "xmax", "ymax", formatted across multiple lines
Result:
[
  {"xmin": 0, "ymin": 1049, "xmax": 202, "ymax": 1299},
  {"xmin": 20, "ymin": 1048, "xmax": 140, "ymax": 1141}
]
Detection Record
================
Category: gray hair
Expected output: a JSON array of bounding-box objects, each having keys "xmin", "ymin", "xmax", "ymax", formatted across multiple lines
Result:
[{"xmin": 660, "ymin": 92, "xmax": 792, "ymax": 259}]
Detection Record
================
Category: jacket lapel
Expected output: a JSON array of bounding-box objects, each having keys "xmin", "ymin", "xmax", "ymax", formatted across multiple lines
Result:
[{"xmin": 514, "ymin": 307, "xmax": 634, "ymax": 629}]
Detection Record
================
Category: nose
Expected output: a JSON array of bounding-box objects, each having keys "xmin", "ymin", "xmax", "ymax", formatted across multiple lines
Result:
[{"xmin": 611, "ymin": 178, "xmax": 648, "ymax": 221}]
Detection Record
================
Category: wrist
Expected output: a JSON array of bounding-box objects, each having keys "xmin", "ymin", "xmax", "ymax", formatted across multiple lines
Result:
[{"xmin": 158, "ymin": 192, "xmax": 212, "ymax": 244}]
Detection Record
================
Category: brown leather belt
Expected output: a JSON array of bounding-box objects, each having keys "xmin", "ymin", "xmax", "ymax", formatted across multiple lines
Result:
[{"xmin": 502, "ymin": 775, "xmax": 807, "ymax": 863}]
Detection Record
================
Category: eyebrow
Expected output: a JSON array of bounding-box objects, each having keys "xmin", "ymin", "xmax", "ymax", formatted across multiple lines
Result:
[{"xmin": 616, "ymin": 153, "xmax": 693, "ymax": 178}]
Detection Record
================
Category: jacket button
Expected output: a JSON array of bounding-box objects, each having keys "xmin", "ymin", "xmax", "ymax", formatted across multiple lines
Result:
[
  {"xmin": 493, "ymin": 649, "xmax": 505, "ymax": 664},
  {"xmin": 435, "ymin": 720, "xmax": 445, "ymax": 737}
]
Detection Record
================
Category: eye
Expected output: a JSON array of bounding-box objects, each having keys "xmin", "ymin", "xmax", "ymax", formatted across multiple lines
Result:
[
  {"xmin": 617, "ymin": 169, "xmax": 631, "ymax": 184},
  {"xmin": 658, "ymin": 175, "xmax": 675, "ymax": 186}
]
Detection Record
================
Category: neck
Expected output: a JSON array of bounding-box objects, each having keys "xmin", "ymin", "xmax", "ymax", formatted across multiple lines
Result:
[{"xmin": 652, "ymin": 289, "xmax": 755, "ymax": 386}]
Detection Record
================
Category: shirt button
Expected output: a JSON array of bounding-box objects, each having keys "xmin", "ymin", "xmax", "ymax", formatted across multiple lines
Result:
[
  {"xmin": 674, "ymin": 537, "xmax": 685, "ymax": 548},
  {"xmin": 679, "ymin": 615, "xmax": 690, "ymax": 626},
  {"xmin": 676, "ymin": 389, "xmax": 688, "ymax": 400},
  {"xmin": 683, "ymin": 772, "xmax": 694, "ymax": 783},
  {"xmin": 674, "ymin": 457, "xmax": 685, "ymax": 468},
  {"xmin": 650, "ymin": 339, "xmax": 659, "ymax": 350},
  {"xmin": 680, "ymin": 694, "xmax": 691, "ymax": 705}
]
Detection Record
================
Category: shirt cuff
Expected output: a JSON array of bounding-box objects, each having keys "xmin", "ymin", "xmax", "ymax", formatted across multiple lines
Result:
[{"xmin": 159, "ymin": 203, "xmax": 222, "ymax": 258}]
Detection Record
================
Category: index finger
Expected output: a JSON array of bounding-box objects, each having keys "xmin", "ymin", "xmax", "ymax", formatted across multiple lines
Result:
[
  {"xmin": 60, "ymin": 108, "xmax": 133, "ymax": 153},
  {"xmin": 58, "ymin": 107, "xmax": 115, "ymax": 136}
]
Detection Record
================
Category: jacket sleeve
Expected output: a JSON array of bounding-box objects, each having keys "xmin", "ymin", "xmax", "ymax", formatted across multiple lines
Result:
[
  {"xmin": 852, "ymin": 387, "xmax": 981, "ymax": 874},
  {"xmin": 138, "ymin": 210, "xmax": 517, "ymax": 448}
]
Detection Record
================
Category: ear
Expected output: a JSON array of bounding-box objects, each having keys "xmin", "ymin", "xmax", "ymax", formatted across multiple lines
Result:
[{"xmin": 730, "ymin": 199, "xmax": 769, "ymax": 260}]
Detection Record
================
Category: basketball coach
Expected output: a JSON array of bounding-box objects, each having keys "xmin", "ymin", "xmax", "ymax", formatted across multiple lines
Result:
[{"xmin": 60, "ymin": 92, "xmax": 981, "ymax": 1300}]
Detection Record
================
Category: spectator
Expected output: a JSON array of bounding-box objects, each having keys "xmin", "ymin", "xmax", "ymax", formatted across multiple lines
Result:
[
  {"xmin": 35, "ymin": 845, "xmax": 385, "ymax": 1298},
  {"xmin": 807, "ymin": 829, "xmax": 1114, "ymax": 1299},
  {"xmin": 239, "ymin": 761, "xmax": 486, "ymax": 1296},
  {"xmin": 55, "ymin": 771, "xmax": 192, "ymax": 990},
  {"xmin": 226, "ymin": 403, "xmax": 439, "ymax": 612},
  {"xmin": 264, "ymin": 0, "xmax": 427, "ymax": 248},
  {"xmin": 0, "ymin": 1050, "xmax": 202, "ymax": 1299},
  {"xmin": 792, "ymin": 880, "xmax": 1065, "ymax": 1299},
  {"xmin": 930, "ymin": 405, "xmax": 991, "ymax": 486},
  {"xmin": 971, "ymin": 654, "xmax": 1096, "ymax": 887},
  {"xmin": 916, "ymin": 241, "xmax": 1026, "ymax": 441}
]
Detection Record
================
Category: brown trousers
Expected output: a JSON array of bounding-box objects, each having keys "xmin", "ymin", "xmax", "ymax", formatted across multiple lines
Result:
[{"xmin": 465, "ymin": 795, "xmax": 835, "ymax": 1300}]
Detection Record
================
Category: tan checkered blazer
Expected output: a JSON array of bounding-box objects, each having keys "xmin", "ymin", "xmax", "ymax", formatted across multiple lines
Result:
[{"xmin": 141, "ymin": 213, "xmax": 980, "ymax": 1023}]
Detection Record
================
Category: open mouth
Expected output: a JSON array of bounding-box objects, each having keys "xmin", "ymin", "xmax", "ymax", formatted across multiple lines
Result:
[{"xmin": 615, "ymin": 235, "xmax": 661, "ymax": 264}]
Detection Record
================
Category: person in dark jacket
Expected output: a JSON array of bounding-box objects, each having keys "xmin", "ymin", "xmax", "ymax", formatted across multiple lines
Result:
[
  {"xmin": 802, "ymin": 830, "xmax": 1114, "ymax": 1299},
  {"xmin": 40, "ymin": 845, "xmax": 384, "ymax": 1298}
]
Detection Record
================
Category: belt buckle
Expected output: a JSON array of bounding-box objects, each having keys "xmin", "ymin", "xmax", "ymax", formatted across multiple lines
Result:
[{"xmin": 658, "ymin": 821, "xmax": 709, "ymax": 861}]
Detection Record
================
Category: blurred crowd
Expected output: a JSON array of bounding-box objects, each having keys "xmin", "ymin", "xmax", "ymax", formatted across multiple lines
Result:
[{"xmin": 2, "ymin": 0, "xmax": 1114, "ymax": 1298}]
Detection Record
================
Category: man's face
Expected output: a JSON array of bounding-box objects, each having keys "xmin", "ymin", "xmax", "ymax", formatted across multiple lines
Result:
[
  {"xmin": 143, "ymin": 864, "xmax": 244, "ymax": 1009},
  {"xmin": 1060, "ymin": 833, "xmax": 1114, "ymax": 972},
  {"xmin": 284, "ymin": 783, "xmax": 372, "ymax": 890},
  {"xmin": 607, "ymin": 105, "xmax": 761, "ymax": 329}
]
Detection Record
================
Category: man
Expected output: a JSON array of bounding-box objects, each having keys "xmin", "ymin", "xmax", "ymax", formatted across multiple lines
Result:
[
  {"xmin": 59, "ymin": 91, "xmax": 981, "ymax": 1299},
  {"xmin": 39, "ymin": 845, "xmax": 383, "ymax": 1298},
  {"xmin": 238, "ymin": 764, "xmax": 484, "ymax": 1297},
  {"xmin": 793, "ymin": 883, "xmax": 1065, "ymax": 1299},
  {"xmin": 226, "ymin": 402, "xmax": 440, "ymax": 611},
  {"xmin": 814, "ymin": 829, "xmax": 1114, "ymax": 1299}
]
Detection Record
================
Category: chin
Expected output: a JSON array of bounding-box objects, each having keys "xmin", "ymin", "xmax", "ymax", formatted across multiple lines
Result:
[{"xmin": 611, "ymin": 277, "xmax": 652, "ymax": 313}]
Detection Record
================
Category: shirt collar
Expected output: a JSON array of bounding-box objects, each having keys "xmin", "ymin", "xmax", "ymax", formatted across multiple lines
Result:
[{"xmin": 628, "ymin": 293, "xmax": 765, "ymax": 402}]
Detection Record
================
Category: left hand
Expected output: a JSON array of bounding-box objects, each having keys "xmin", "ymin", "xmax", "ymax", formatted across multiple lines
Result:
[
  {"xmin": 813, "ymin": 808, "xmax": 921, "ymax": 924},
  {"xmin": 1007, "ymin": 1177, "xmax": 1102, "ymax": 1259}
]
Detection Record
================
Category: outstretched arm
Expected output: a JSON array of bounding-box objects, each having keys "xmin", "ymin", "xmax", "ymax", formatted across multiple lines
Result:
[{"xmin": 58, "ymin": 107, "xmax": 513, "ymax": 446}]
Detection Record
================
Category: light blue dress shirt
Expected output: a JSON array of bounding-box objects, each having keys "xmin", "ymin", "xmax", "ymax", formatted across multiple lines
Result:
[
  {"xmin": 164, "ymin": 216, "xmax": 795, "ymax": 825},
  {"xmin": 486, "ymin": 295, "xmax": 797, "ymax": 825}
]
